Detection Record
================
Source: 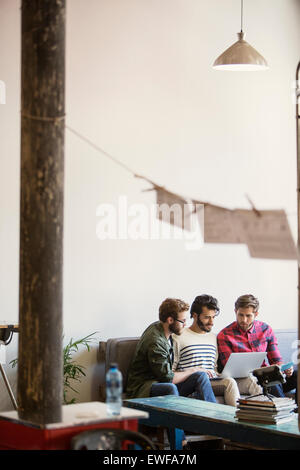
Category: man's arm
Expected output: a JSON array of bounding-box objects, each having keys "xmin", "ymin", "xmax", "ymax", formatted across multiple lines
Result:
[
  {"xmin": 172, "ymin": 368, "xmax": 203, "ymax": 384},
  {"xmin": 266, "ymin": 326, "xmax": 283, "ymax": 365},
  {"xmin": 217, "ymin": 331, "xmax": 233, "ymax": 371},
  {"xmin": 266, "ymin": 327, "xmax": 294, "ymax": 376},
  {"xmin": 147, "ymin": 343, "xmax": 174, "ymax": 383},
  {"xmin": 173, "ymin": 366, "xmax": 216, "ymax": 384}
]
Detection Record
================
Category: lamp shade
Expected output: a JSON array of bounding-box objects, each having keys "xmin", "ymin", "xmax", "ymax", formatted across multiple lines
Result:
[{"xmin": 213, "ymin": 32, "xmax": 268, "ymax": 71}]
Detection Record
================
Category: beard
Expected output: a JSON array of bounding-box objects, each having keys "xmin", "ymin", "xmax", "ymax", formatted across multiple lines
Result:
[
  {"xmin": 239, "ymin": 322, "xmax": 253, "ymax": 332},
  {"xmin": 169, "ymin": 322, "xmax": 182, "ymax": 336},
  {"xmin": 197, "ymin": 317, "xmax": 212, "ymax": 333}
]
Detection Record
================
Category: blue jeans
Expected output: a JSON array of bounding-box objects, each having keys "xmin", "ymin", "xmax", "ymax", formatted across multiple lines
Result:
[
  {"xmin": 150, "ymin": 371, "xmax": 216, "ymax": 402},
  {"xmin": 270, "ymin": 371, "xmax": 298, "ymax": 404},
  {"xmin": 150, "ymin": 381, "xmax": 183, "ymax": 446},
  {"xmin": 176, "ymin": 371, "xmax": 217, "ymax": 402},
  {"xmin": 150, "ymin": 372, "xmax": 217, "ymax": 447}
]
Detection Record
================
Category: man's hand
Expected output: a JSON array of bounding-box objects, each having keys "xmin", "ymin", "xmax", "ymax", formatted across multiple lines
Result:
[
  {"xmin": 186, "ymin": 366, "xmax": 215, "ymax": 378},
  {"xmin": 173, "ymin": 366, "xmax": 214, "ymax": 384},
  {"xmin": 197, "ymin": 367, "xmax": 215, "ymax": 378}
]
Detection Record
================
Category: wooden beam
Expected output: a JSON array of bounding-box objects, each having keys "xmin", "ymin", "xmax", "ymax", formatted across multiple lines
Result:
[{"xmin": 18, "ymin": 0, "xmax": 65, "ymax": 424}]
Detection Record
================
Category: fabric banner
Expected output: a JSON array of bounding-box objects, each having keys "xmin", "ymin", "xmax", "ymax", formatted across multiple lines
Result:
[
  {"xmin": 201, "ymin": 204, "xmax": 244, "ymax": 244},
  {"xmin": 156, "ymin": 187, "xmax": 192, "ymax": 231},
  {"xmin": 235, "ymin": 209, "xmax": 297, "ymax": 260}
]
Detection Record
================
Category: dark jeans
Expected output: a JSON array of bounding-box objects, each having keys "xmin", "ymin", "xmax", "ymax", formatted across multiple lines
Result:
[
  {"xmin": 150, "ymin": 371, "xmax": 216, "ymax": 402},
  {"xmin": 176, "ymin": 371, "xmax": 217, "ymax": 402},
  {"xmin": 150, "ymin": 371, "xmax": 217, "ymax": 446},
  {"xmin": 270, "ymin": 371, "xmax": 298, "ymax": 404}
]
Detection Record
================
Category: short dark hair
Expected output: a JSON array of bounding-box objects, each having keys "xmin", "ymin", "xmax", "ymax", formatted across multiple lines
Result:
[
  {"xmin": 190, "ymin": 295, "xmax": 220, "ymax": 318},
  {"xmin": 159, "ymin": 298, "xmax": 189, "ymax": 323},
  {"xmin": 235, "ymin": 294, "xmax": 259, "ymax": 312}
]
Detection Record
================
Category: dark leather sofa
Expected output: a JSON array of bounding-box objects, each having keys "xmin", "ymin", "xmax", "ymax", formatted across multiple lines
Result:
[{"xmin": 98, "ymin": 329, "xmax": 297, "ymax": 403}]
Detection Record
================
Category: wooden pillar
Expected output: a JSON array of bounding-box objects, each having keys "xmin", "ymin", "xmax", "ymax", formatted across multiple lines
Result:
[{"xmin": 18, "ymin": 0, "xmax": 65, "ymax": 424}]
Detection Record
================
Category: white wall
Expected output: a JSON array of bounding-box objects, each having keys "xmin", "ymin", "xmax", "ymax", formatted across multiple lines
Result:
[
  {"xmin": 0, "ymin": 0, "xmax": 21, "ymax": 411},
  {"xmin": 0, "ymin": 0, "xmax": 299, "ymax": 409}
]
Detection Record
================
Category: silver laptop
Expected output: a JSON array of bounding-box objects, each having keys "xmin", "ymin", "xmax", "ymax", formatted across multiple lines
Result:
[{"xmin": 216, "ymin": 352, "xmax": 266, "ymax": 379}]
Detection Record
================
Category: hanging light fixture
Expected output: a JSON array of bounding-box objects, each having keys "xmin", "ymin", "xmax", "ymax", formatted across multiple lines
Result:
[{"xmin": 213, "ymin": 0, "xmax": 268, "ymax": 71}]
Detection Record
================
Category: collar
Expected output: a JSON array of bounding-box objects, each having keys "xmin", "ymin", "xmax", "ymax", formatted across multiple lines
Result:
[
  {"xmin": 235, "ymin": 320, "xmax": 256, "ymax": 335},
  {"xmin": 157, "ymin": 321, "xmax": 172, "ymax": 343}
]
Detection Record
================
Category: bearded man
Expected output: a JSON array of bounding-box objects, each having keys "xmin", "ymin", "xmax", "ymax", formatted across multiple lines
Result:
[
  {"xmin": 126, "ymin": 297, "xmax": 216, "ymax": 402},
  {"xmin": 217, "ymin": 294, "xmax": 297, "ymax": 400},
  {"xmin": 173, "ymin": 295, "xmax": 240, "ymax": 406}
]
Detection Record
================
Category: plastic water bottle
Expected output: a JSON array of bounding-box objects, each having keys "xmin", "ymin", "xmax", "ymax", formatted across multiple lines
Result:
[{"xmin": 106, "ymin": 363, "xmax": 123, "ymax": 415}]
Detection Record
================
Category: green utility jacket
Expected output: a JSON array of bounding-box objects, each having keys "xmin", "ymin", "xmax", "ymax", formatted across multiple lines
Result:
[{"xmin": 126, "ymin": 321, "xmax": 174, "ymax": 398}]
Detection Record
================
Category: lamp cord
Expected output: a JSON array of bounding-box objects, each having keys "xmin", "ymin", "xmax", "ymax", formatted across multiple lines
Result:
[{"xmin": 240, "ymin": 0, "xmax": 244, "ymax": 32}]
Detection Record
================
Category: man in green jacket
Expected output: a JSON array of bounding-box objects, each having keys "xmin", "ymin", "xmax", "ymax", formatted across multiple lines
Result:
[{"xmin": 126, "ymin": 297, "xmax": 217, "ymax": 402}]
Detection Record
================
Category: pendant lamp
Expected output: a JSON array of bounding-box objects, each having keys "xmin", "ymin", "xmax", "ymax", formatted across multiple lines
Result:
[{"xmin": 213, "ymin": 0, "xmax": 268, "ymax": 71}]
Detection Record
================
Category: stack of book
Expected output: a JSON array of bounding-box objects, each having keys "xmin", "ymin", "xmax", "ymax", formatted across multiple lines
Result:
[{"xmin": 235, "ymin": 395, "xmax": 297, "ymax": 425}]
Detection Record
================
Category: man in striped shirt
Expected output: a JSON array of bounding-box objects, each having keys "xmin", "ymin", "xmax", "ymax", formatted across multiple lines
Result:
[{"xmin": 173, "ymin": 295, "xmax": 240, "ymax": 406}]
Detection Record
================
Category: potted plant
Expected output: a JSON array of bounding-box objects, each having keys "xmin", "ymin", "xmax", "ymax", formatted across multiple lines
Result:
[
  {"xmin": 63, "ymin": 332, "xmax": 97, "ymax": 404},
  {"xmin": 11, "ymin": 332, "xmax": 97, "ymax": 405}
]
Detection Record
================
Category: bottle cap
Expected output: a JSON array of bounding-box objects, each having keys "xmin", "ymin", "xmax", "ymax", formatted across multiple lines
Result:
[{"xmin": 109, "ymin": 363, "xmax": 118, "ymax": 369}]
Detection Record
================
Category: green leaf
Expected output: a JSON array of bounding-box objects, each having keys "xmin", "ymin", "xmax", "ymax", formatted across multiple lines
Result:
[{"xmin": 10, "ymin": 331, "xmax": 98, "ymax": 405}]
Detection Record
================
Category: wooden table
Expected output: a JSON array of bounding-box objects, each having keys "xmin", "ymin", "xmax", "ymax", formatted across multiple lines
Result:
[
  {"xmin": 124, "ymin": 396, "xmax": 300, "ymax": 450},
  {"xmin": 0, "ymin": 401, "xmax": 148, "ymax": 450}
]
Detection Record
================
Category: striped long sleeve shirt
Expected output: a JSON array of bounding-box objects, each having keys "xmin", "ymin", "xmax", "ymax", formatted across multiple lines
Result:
[{"xmin": 172, "ymin": 328, "xmax": 218, "ymax": 376}]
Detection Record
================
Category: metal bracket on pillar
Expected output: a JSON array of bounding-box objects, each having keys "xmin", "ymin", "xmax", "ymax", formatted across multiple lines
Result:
[{"xmin": 0, "ymin": 325, "xmax": 19, "ymax": 410}]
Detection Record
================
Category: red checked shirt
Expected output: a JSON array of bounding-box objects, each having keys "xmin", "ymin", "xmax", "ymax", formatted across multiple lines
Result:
[{"xmin": 217, "ymin": 320, "xmax": 282, "ymax": 370}]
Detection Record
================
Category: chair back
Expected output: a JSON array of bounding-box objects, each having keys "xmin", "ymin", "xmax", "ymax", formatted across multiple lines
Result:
[{"xmin": 71, "ymin": 428, "xmax": 156, "ymax": 450}]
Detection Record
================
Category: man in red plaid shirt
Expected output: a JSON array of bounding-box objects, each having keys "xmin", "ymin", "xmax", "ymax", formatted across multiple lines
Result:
[{"xmin": 217, "ymin": 294, "xmax": 297, "ymax": 399}]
